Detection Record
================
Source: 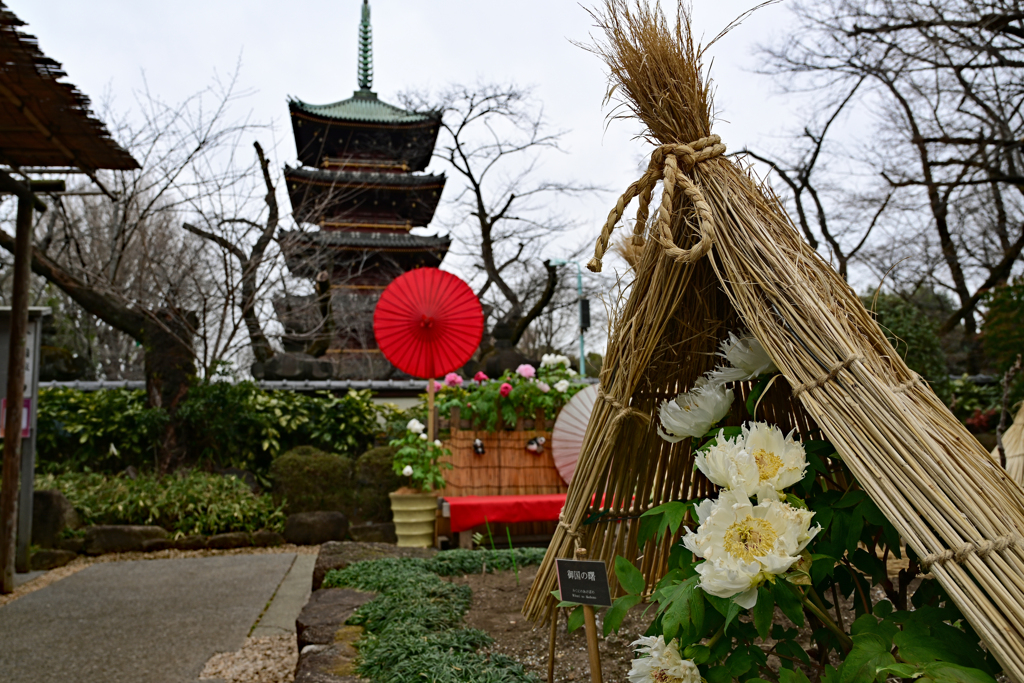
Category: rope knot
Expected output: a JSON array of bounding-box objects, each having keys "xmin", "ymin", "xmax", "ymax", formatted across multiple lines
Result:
[
  {"xmin": 588, "ymin": 135, "xmax": 726, "ymax": 273},
  {"xmin": 920, "ymin": 533, "xmax": 1020, "ymax": 572}
]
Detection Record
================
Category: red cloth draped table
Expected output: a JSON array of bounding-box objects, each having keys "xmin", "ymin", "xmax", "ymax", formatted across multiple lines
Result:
[{"xmin": 443, "ymin": 494, "xmax": 568, "ymax": 533}]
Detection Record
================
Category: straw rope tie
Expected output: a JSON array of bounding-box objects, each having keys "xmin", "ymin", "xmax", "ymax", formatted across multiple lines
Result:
[
  {"xmin": 892, "ymin": 374, "xmax": 923, "ymax": 395},
  {"xmin": 587, "ymin": 135, "xmax": 726, "ymax": 273},
  {"xmin": 557, "ymin": 512, "xmax": 584, "ymax": 550},
  {"xmin": 920, "ymin": 534, "xmax": 1021, "ymax": 572},
  {"xmin": 792, "ymin": 355, "xmax": 864, "ymax": 399},
  {"xmin": 598, "ymin": 388, "xmax": 652, "ymax": 428}
]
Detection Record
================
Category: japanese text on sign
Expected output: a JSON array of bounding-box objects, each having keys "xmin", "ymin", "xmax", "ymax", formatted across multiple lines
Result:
[{"xmin": 555, "ymin": 559, "xmax": 612, "ymax": 607}]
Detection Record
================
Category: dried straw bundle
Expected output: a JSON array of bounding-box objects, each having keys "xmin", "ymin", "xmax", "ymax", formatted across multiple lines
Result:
[
  {"xmin": 992, "ymin": 403, "xmax": 1024, "ymax": 486},
  {"xmin": 523, "ymin": 3, "xmax": 1024, "ymax": 679}
]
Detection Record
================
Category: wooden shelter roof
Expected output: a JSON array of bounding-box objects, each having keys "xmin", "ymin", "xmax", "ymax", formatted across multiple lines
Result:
[{"xmin": 0, "ymin": 3, "xmax": 138, "ymax": 171}]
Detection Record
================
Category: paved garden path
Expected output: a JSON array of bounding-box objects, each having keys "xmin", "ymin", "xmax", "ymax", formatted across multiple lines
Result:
[{"xmin": 0, "ymin": 552, "xmax": 312, "ymax": 683}]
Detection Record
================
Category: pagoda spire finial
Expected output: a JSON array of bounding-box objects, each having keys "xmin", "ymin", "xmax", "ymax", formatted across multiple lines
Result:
[{"xmin": 357, "ymin": 0, "xmax": 373, "ymax": 91}]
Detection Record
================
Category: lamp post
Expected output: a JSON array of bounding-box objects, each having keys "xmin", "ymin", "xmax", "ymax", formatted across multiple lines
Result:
[{"xmin": 552, "ymin": 259, "xmax": 588, "ymax": 378}]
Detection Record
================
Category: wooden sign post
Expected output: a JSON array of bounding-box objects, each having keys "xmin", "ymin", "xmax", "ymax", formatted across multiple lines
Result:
[{"xmin": 556, "ymin": 548, "xmax": 610, "ymax": 683}]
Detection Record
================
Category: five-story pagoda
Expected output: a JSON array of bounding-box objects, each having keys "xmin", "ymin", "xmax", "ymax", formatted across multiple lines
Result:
[{"xmin": 277, "ymin": 0, "xmax": 449, "ymax": 379}]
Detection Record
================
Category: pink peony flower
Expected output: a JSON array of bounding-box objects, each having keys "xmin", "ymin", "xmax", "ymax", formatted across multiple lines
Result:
[
  {"xmin": 516, "ymin": 364, "xmax": 536, "ymax": 379},
  {"xmin": 536, "ymin": 381, "xmax": 550, "ymax": 393},
  {"xmin": 444, "ymin": 372, "xmax": 463, "ymax": 387},
  {"xmin": 499, "ymin": 382, "xmax": 513, "ymax": 397},
  {"xmin": 474, "ymin": 371, "xmax": 489, "ymax": 383}
]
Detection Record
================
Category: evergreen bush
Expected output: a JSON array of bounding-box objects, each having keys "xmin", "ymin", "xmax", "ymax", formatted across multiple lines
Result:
[
  {"xmin": 269, "ymin": 446, "xmax": 353, "ymax": 515},
  {"xmin": 352, "ymin": 446, "xmax": 400, "ymax": 522}
]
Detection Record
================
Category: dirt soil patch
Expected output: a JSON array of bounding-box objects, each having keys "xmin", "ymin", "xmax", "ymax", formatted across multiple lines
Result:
[{"xmin": 451, "ymin": 565, "xmax": 648, "ymax": 683}]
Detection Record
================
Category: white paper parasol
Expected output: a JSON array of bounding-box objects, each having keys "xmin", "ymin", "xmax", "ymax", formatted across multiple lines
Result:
[{"xmin": 551, "ymin": 384, "xmax": 599, "ymax": 485}]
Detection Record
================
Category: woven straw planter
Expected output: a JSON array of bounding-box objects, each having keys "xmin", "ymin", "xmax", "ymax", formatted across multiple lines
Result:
[{"xmin": 389, "ymin": 491, "xmax": 437, "ymax": 548}]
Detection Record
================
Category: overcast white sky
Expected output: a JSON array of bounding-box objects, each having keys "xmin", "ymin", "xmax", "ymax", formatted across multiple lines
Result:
[{"xmin": 8, "ymin": 0, "xmax": 818, "ymax": 331}]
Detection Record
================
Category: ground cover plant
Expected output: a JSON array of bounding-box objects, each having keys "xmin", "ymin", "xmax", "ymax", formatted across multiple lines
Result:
[
  {"xmin": 37, "ymin": 470, "xmax": 285, "ymax": 536},
  {"xmin": 322, "ymin": 548, "xmax": 546, "ymax": 683}
]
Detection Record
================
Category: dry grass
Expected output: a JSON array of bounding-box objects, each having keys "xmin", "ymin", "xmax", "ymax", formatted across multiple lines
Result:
[{"xmin": 524, "ymin": 3, "xmax": 1024, "ymax": 680}]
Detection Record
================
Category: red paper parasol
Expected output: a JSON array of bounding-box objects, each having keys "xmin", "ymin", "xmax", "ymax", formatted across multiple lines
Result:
[{"xmin": 374, "ymin": 268, "xmax": 484, "ymax": 379}]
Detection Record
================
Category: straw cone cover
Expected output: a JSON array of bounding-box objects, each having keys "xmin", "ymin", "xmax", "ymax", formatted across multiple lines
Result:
[{"xmin": 524, "ymin": 3, "xmax": 1024, "ymax": 679}]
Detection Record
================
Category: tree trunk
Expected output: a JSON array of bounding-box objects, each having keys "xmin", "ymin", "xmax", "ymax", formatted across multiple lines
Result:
[{"xmin": 143, "ymin": 309, "xmax": 197, "ymax": 473}]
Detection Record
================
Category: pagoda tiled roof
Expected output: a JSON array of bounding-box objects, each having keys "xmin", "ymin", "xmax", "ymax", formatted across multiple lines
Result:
[
  {"xmin": 288, "ymin": 90, "xmax": 437, "ymax": 125},
  {"xmin": 279, "ymin": 229, "xmax": 451, "ymax": 250},
  {"xmin": 284, "ymin": 165, "xmax": 444, "ymax": 188}
]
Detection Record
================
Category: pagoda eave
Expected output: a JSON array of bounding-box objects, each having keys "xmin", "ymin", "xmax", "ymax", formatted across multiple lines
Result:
[{"xmin": 284, "ymin": 167, "xmax": 445, "ymax": 227}]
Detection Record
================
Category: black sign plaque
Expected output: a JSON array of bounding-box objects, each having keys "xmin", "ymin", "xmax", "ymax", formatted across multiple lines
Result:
[{"xmin": 555, "ymin": 559, "xmax": 612, "ymax": 607}]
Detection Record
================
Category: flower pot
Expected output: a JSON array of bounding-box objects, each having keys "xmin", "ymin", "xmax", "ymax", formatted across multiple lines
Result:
[{"xmin": 389, "ymin": 491, "xmax": 438, "ymax": 548}]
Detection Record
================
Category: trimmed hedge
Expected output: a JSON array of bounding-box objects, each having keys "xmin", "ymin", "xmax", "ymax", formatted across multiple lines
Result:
[
  {"xmin": 352, "ymin": 446, "xmax": 401, "ymax": 523},
  {"xmin": 270, "ymin": 446, "xmax": 353, "ymax": 515}
]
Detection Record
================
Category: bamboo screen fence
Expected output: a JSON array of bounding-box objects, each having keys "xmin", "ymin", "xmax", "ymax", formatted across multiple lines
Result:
[
  {"xmin": 523, "ymin": 3, "xmax": 1024, "ymax": 680},
  {"xmin": 439, "ymin": 407, "xmax": 566, "ymax": 497}
]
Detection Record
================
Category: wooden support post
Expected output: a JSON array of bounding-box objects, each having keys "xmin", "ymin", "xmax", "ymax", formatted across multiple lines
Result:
[
  {"xmin": 1, "ymin": 194, "xmax": 34, "ymax": 593},
  {"xmin": 575, "ymin": 547, "xmax": 604, "ymax": 683},
  {"xmin": 548, "ymin": 602, "xmax": 559, "ymax": 683},
  {"xmin": 427, "ymin": 377, "xmax": 436, "ymax": 443}
]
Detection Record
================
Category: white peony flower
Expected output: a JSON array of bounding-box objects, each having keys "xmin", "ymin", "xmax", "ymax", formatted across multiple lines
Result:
[
  {"xmin": 434, "ymin": 440, "xmax": 442, "ymax": 448},
  {"xmin": 695, "ymin": 422, "xmax": 808, "ymax": 501},
  {"xmin": 554, "ymin": 379, "xmax": 570, "ymax": 393},
  {"xmin": 541, "ymin": 353, "xmax": 573, "ymax": 369},
  {"xmin": 407, "ymin": 418, "xmax": 425, "ymax": 435},
  {"xmin": 419, "ymin": 433, "xmax": 428, "ymax": 441},
  {"xmin": 628, "ymin": 635, "xmax": 701, "ymax": 683},
  {"xmin": 657, "ymin": 379, "xmax": 734, "ymax": 443},
  {"xmin": 402, "ymin": 465, "xmax": 414, "ymax": 477},
  {"xmin": 682, "ymin": 489, "xmax": 819, "ymax": 608},
  {"xmin": 706, "ymin": 332, "xmax": 778, "ymax": 385}
]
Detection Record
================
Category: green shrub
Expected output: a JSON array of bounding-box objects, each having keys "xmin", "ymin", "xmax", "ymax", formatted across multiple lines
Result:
[
  {"xmin": 322, "ymin": 550, "xmax": 542, "ymax": 683},
  {"xmin": 178, "ymin": 382, "xmax": 382, "ymax": 471},
  {"xmin": 36, "ymin": 383, "xmax": 385, "ymax": 475},
  {"xmin": 36, "ymin": 388, "xmax": 168, "ymax": 473},
  {"xmin": 37, "ymin": 470, "xmax": 286, "ymax": 536},
  {"xmin": 862, "ymin": 291, "xmax": 948, "ymax": 383},
  {"xmin": 352, "ymin": 446, "xmax": 400, "ymax": 522},
  {"xmin": 982, "ymin": 278, "xmax": 1024, "ymax": 373},
  {"xmin": 269, "ymin": 447, "xmax": 353, "ymax": 515}
]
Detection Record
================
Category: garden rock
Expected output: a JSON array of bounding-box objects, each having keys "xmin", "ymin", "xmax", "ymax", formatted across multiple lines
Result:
[
  {"xmin": 348, "ymin": 522, "xmax": 396, "ymax": 544},
  {"xmin": 294, "ymin": 631, "xmax": 363, "ymax": 683},
  {"xmin": 312, "ymin": 540, "xmax": 434, "ymax": 590},
  {"xmin": 30, "ymin": 548, "xmax": 76, "ymax": 571},
  {"xmin": 31, "ymin": 489, "xmax": 79, "ymax": 549},
  {"xmin": 251, "ymin": 529, "xmax": 286, "ymax": 547},
  {"xmin": 207, "ymin": 532, "xmax": 251, "ymax": 550},
  {"xmin": 254, "ymin": 352, "xmax": 333, "ymax": 381},
  {"xmin": 174, "ymin": 534, "xmax": 207, "ymax": 550},
  {"xmin": 295, "ymin": 589, "xmax": 374, "ymax": 650},
  {"xmin": 83, "ymin": 525, "xmax": 168, "ymax": 555},
  {"xmin": 141, "ymin": 538, "xmax": 174, "ymax": 552},
  {"xmin": 271, "ymin": 447, "xmax": 354, "ymax": 515},
  {"xmin": 57, "ymin": 537, "xmax": 85, "ymax": 554},
  {"xmin": 284, "ymin": 511, "xmax": 348, "ymax": 546}
]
